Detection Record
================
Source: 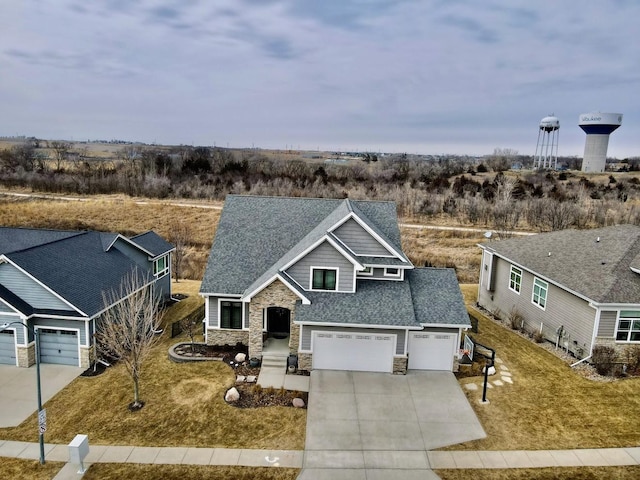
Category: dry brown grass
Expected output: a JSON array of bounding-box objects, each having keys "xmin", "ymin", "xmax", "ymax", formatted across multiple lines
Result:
[
  {"xmin": 83, "ymin": 464, "xmax": 300, "ymax": 480},
  {"xmin": 0, "ymin": 457, "xmax": 64, "ymax": 480},
  {"xmin": 0, "ymin": 280, "xmax": 306, "ymax": 450},
  {"xmin": 436, "ymin": 466, "xmax": 640, "ymax": 480},
  {"xmin": 453, "ymin": 284, "xmax": 640, "ymax": 450}
]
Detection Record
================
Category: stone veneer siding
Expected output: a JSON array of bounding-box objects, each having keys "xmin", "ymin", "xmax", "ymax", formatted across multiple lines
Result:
[
  {"xmin": 248, "ymin": 280, "xmax": 300, "ymax": 359},
  {"xmin": 16, "ymin": 344, "xmax": 35, "ymax": 368},
  {"xmin": 298, "ymin": 352, "xmax": 312, "ymax": 371},
  {"xmin": 393, "ymin": 356, "xmax": 408, "ymax": 374},
  {"xmin": 80, "ymin": 346, "xmax": 92, "ymax": 369},
  {"xmin": 206, "ymin": 329, "xmax": 249, "ymax": 348}
]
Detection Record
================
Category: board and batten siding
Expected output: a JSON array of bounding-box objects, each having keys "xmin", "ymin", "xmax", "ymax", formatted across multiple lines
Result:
[
  {"xmin": 333, "ymin": 218, "xmax": 391, "ymax": 256},
  {"xmin": 597, "ymin": 311, "xmax": 618, "ymax": 338},
  {"xmin": 300, "ymin": 324, "xmax": 406, "ymax": 355},
  {"xmin": 0, "ymin": 263, "xmax": 71, "ymax": 311},
  {"xmin": 206, "ymin": 296, "xmax": 249, "ymax": 329},
  {"xmin": 285, "ymin": 241, "xmax": 354, "ymax": 292},
  {"xmin": 478, "ymin": 255, "xmax": 597, "ymax": 355}
]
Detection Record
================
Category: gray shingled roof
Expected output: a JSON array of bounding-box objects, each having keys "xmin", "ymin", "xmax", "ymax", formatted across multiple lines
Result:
[
  {"xmin": 295, "ymin": 279, "xmax": 421, "ymax": 327},
  {"xmin": 481, "ymin": 224, "xmax": 640, "ymax": 304},
  {"xmin": 130, "ymin": 231, "xmax": 175, "ymax": 257},
  {"xmin": 200, "ymin": 195, "xmax": 407, "ymax": 295},
  {"xmin": 0, "ymin": 227, "xmax": 81, "ymax": 255},
  {"xmin": 407, "ymin": 268, "xmax": 471, "ymax": 326},
  {"xmin": 1, "ymin": 228, "xmax": 169, "ymax": 317}
]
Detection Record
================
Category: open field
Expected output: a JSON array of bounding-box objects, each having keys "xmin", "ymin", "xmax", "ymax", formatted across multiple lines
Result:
[
  {"xmin": 454, "ymin": 284, "xmax": 640, "ymax": 451},
  {"xmin": 0, "ymin": 193, "xmax": 485, "ymax": 283},
  {"xmin": 0, "ymin": 280, "xmax": 307, "ymax": 450}
]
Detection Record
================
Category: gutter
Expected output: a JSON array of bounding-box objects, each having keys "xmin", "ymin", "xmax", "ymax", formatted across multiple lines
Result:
[{"xmin": 570, "ymin": 355, "xmax": 592, "ymax": 368}]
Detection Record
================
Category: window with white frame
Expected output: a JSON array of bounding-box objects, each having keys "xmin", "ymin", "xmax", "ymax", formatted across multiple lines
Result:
[
  {"xmin": 532, "ymin": 278, "xmax": 547, "ymax": 309},
  {"xmin": 616, "ymin": 311, "xmax": 640, "ymax": 342},
  {"xmin": 153, "ymin": 254, "xmax": 169, "ymax": 276},
  {"xmin": 220, "ymin": 301, "xmax": 243, "ymax": 329},
  {"xmin": 311, "ymin": 268, "xmax": 337, "ymax": 291},
  {"xmin": 384, "ymin": 267, "xmax": 401, "ymax": 278},
  {"xmin": 509, "ymin": 266, "xmax": 522, "ymax": 293},
  {"xmin": 358, "ymin": 266, "xmax": 373, "ymax": 276}
]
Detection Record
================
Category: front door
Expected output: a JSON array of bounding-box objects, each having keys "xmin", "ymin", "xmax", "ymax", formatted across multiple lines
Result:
[{"xmin": 266, "ymin": 307, "xmax": 290, "ymax": 339}]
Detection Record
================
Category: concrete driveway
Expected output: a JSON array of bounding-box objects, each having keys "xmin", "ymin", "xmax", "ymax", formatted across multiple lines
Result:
[
  {"xmin": 299, "ymin": 370, "xmax": 486, "ymax": 479},
  {"xmin": 0, "ymin": 364, "xmax": 83, "ymax": 427}
]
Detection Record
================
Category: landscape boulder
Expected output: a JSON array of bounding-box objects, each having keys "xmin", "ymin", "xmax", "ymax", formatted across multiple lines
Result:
[
  {"xmin": 292, "ymin": 397, "xmax": 305, "ymax": 408},
  {"xmin": 482, "ymin": 365, "xmax": 497, "ymax": 376},
  {"xmin": 235, "ymin": 353, "xmax": 247, "ymax": 363},
  {"xmin": 225, "ymin": 387, "xmax": 240, "ymax": 402}
]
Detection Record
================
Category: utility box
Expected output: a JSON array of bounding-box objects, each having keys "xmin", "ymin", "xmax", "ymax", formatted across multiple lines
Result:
[{"xmin": 68, "ymin": 434, "xmax": 89, "ymax": 473}]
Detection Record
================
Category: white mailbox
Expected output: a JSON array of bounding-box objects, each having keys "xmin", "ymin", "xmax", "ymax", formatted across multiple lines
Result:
[{"xmin": 68, "ymin": 434, "xmax": 89, "ymax": 473}]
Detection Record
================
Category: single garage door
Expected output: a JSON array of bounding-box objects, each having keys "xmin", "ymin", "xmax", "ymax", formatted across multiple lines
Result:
[
  {"xmin": 313, "ymin": 331, "xmax": 395, "ymax": 373},
  {"xmin": 0, "ymin": 329, "xmax": 16, "ymax": 365},
  {"xmin": 408, "ymin": 332, "xmax": 456, "ymax": 371},
  {"xmin": 38, "ymin": 329, "xmax": 79, "ymax": 366}
]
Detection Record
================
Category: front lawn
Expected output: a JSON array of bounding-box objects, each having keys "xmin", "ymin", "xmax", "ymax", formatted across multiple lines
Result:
[
  {"xmin": 0, "ymin": 280, "xmax": 306, "ymax": 450},
  {"xmin": 454, "ymin": 284, "xmax": 640, "ymax": 450},
  {"xmin": 82, "ymin": 464, "xmax": 300, "ymax": 480},
  {"xmin": 437, "ymin": 466, "xmax": 640, "ymax": 480},
  {"xmin": 0, "ymin": 457, "xmax": 64, "ymax": 480}
]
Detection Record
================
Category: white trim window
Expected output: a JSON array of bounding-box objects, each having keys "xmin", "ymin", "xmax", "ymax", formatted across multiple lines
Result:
[
  {"xmin": 311, "ymin": 268, "xmax": 338, "ymax": 291},
  {"xmin": 509, "ymin": 266, "xmax": 522, "ymax": 294},
  {"xmin": 532, "ymin": 278, "xmax": 548, "ymax": 309},
  {"xmin": 153, "ymin": 254, "xmax": 169, "ymax": 277},
  {"xmin": 616, "ymin": 311, "xmax": 640, "ymax": 342},
  {"xmin": 384, "ymin": 267, "xmax": 401, "ymax": 278},
  {"xmin": 358, "ymin": 266, "xmax": 373, "ymax": 276}
]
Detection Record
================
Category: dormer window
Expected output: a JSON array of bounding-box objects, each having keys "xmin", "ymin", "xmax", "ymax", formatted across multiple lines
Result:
[
  {"xmin": 311, "ymin": 268, "xmax": 337, "ymax": 291},
  {"xmin": 153, "ymin": 255, "xmax": 169, "ymax": 277}
]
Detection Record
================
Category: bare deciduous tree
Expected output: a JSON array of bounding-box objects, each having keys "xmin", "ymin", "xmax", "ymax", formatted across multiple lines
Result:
[
  {"xmin": 50, "ymin": 141, "xmax": 71, "ymax": 171},
  {"xmin": 168, "ymin": 219, "xmax": 191, "ymax": 282},
  {"xmin": 96, "ymin": 271, "xmax": 162, "ymax": 410}
]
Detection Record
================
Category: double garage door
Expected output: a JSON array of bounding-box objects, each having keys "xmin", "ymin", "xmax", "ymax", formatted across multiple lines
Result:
[
  {"xmin": 313, "ymin": 332, "xmax": 395, "ymax": 373},
  {"xmin": 38, "ymin": 329, "xmax": 79, "ymax": 366}
]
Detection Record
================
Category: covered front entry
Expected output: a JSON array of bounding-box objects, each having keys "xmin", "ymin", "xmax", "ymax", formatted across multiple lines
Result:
[
  {"xmin": 38, "ymin": 329, "xmax": 79, "ymax": 366},
  {"xmin": 408, "ymin": 331, "xmax": 456, "ymax": 371},
  {"xmin": 0, "ymin": 330, "xmax": 16, "ymax": 365},
  {"xmin": 312, "ymin": 331, "xmax": 394, "ymax": 373},
  {"xmin": 266, "ymin": 307, "xmax": 291, "ymax": 338}
]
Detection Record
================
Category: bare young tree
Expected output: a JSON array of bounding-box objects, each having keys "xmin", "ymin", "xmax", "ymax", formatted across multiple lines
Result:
[
  {"xmin": 96, "ymin": 271, "xmax": 162, "ymax": 410},
  {"xmin": 50, "ymin": 141, "xmax": 71, "ymax": 171},
  {"xmin": 168, "ymin": 219, "xmax": 192, "ymax": 282}
]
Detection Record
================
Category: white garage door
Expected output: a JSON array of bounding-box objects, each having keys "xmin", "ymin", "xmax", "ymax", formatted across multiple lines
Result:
[
  {"xmin": 39, "ymin": 329, "xmax": 79, "ymax": 366},
  {"xmin": 408, "ymin": 332, "xmax": 456, "ymax": 371},
  {"xmin": 313, "ymin": 331, "xmax": 395, "ymax": 373},
  {"xmin": 0, "ymin": 329, "xmax": 16, "ymax": 365}
]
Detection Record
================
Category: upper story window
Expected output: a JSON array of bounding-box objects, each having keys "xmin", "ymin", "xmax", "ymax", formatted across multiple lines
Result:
[
  {"xmin": 153, "ymin": 254, "xmax": 169, "ymax": 277},
  {"xmin": 532, "ymin": 278, "xmax": 547, "ymax": 309},
  {"xmin": 384, "ymin": 267, "xmax": 401, "ymax": 278},
  {"xmin": 509, "ymin": 266, "xmax": 522, "ymax": 294},
  {"xmin": 220, "ymin": 301, "xmax": 243, "ymax": 329},
  {"xmin": 311, "ymin": 268, "xmax": 337, "ymax": 291},
  {"xmin": 616, "ymin": 311, "xmax": 640, "ymax": 342}
]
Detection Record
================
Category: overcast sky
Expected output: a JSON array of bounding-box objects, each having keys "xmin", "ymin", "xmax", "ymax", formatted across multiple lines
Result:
[{"xmin": 1, "ymin": 1, "xmax": 638, "ymax": 157}]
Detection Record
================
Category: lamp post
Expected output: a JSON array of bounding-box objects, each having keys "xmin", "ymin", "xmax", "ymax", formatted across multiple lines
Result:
[{"xmin": 0, "ymin": 321, "xmax": 45, "ymax": 464}]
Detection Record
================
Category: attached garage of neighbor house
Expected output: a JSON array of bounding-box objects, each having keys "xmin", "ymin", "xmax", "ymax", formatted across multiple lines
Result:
[
  {"xmin": 312, "ymin": 331, "xmax": 395, "ymax": 373},
  {"xmin": 0, "ymin": 329, "xmax": 16, "ymax": 365},
  {"xmin": 38, "ymin": 329, "xmax": 79, "ymax": 366},
  {"xmin": 408, "ymin": 331, "xmax": 457, "ymax": 371}
]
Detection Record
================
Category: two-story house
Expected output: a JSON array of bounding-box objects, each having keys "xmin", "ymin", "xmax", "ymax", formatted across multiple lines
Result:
[
  {"xmin": 200, "ymin": 195, "xmax": 470, "ymax": 374},
  {"xmin": 0, "ymin": 228, "xmax": 174, "ymax": 368}
]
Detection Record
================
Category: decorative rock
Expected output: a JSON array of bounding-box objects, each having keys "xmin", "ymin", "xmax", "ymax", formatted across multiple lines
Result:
[
  {"xmin": 500, "ymin": 370, "xmax": 512, "ymax": 377},
  {"xmin": 464, "ymin": 383, "xmax": 479, "ymax": 391},
  {"xmin": 499, "ymin": 364, "xmax": 509, "ymax": 371},
  {"xmin": 246, "ymin": 375, "xmax": 257, "ymax": 383},
  {"xmin": 225, "ymin": 387, "xmax": 240, "ymax": 402},
  {"xmin": 236, "ymin": 375, "xmax": 246, "ymax": 384},
  {"xmin": 492, "ymin": 380, "xmax": 504, "ymax": 386},
  {"xmin": 235, "ymin": 353, "xmax": 247, "ymax": 363},
  {"xmin": 292, "ymin": 398, "xmax": 305, "ymax": 408},
  {"xmin": 502, "ymin": 376, "xmax": 513, "ymax": 384},
  {"xmin": 482, "ymin": 365, "xmax": 497, "ymax": 376}
]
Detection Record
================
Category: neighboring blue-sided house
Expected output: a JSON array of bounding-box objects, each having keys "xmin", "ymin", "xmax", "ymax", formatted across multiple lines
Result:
[
  {"xmin": 0, "ymin": 228, "xmax": 174, "ymax": 368},
  {"xmin": 200, "ymin": 195, "xmax": 470, "ymax": 374}
]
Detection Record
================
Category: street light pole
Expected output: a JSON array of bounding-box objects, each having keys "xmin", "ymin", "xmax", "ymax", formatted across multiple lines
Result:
[{"xmin": 1, "ymin": 321, "xmax": 45, "ymax": 464}]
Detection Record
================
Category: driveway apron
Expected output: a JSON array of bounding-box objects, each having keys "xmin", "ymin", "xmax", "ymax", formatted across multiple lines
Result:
[{"xmin": 298, "ymin": 370, "xmax": 485, "ymax": 479}]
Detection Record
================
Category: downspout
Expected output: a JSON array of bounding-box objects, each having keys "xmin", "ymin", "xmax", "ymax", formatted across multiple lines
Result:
[{"xmin": 570, "ymin": 355, "xmax": 592, "ymax": 368}]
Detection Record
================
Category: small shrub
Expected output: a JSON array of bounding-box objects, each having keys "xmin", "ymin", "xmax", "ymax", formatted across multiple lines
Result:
[
  {"xmin": 508, "ymin": 307, "xmax": 524, "ymax": 331},
  {"xmin": 623, "ymin": 345, "xmax": 640, "ymax": 373},
  {"xmin": 532, "ymin": 330, "xmax": 545, "ymax": 343},
  {"xmin": 592, "ymin": 345, "xmax": 617, "ymax": 376}
]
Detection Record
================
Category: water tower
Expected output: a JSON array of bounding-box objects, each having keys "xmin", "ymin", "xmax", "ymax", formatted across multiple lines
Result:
[
  {"xmin": 534, "ymin": 115, "xmax": 560, "ymax": 169},
  {"xmin": 579, "ymin": 112, "xmax": 623, "ymax": 173}
]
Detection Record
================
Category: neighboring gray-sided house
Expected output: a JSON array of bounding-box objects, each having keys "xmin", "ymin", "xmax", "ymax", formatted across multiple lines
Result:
[
  {"xmin": 478, "ymin": 224, "xmax": 640, "ymax": 360},
  {"xmin": 200, "ymin": 195, "xmax": 470, "ymax": 374},
  {"xmin": 0, "ymin": 228, "xmax": 174, "ymax": 368}
]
